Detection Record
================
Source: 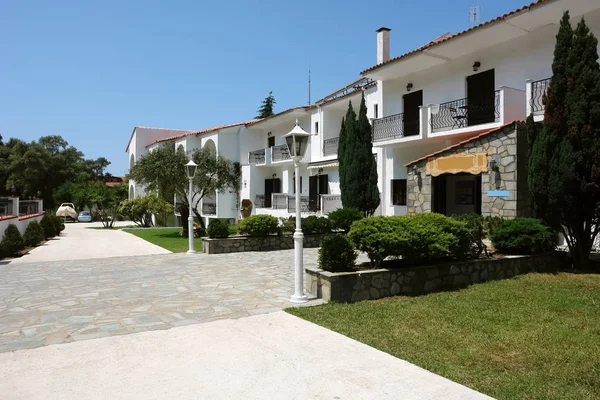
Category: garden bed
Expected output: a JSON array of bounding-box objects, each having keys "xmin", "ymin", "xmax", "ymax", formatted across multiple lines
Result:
[
  {"xmin": 202, "ymin": 234, "xmax": 330, "ymax": 254},
  {"xmin": 305, "ymin": 252, "xmax": 564, "ymax": 302}
]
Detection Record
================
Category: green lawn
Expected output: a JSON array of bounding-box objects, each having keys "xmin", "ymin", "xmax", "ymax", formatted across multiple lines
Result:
[
  {"xmin": 123, "ymin": 226, "xmax": 237, "ymax": 253},
  {"xmin": 287, "ymin": 273, "xmax": 600, "ymax": 400}
]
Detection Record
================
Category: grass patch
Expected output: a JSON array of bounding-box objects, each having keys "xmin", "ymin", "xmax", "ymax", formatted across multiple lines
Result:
[
  {"xmin": 123, "ymin": 225, "xmax": 238, "ymax": 253},
  {"xmin": 287, "ymin": 273, "xmax": 600, "ymax": 400}
]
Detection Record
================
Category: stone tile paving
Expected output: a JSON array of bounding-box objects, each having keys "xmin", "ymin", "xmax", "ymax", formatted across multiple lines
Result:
[{"xmin": 0, "ymin": 249, "xmax": 323, "ymax": 353}]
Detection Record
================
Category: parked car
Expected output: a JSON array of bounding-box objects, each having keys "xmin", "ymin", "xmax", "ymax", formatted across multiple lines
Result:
[{"xmin": 78, "ymin": 211, "xmax": 93, "ymax": 223}]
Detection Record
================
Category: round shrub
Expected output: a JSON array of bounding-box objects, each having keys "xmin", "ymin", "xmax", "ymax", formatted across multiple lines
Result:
[
  {"xmin": 40, "ymin": 214, "xmax": 57, "ymax": 239},
  {"xmin": 279, "ymin": 216, "xmax": 296, "ymax": 234},
  {"xmin": 301, "ymin": 216, "xmax": 332, "ymax": 235},
  {"xmin": 51, "ymin": 214, "xmax": 65, "ymax": 234},
  {"xmin": 491, "ymin": 218, "xmax": 556, "ymax": 254},
  {"xmin": 0, "ymin": 224, "xmax": 25, "ymax": 258},
  {"xmin": 328, "ymin": 208, "xmax": 363, "ymax": 233},
  {"xmin": 237, "ymin": 214, "xmax": 280, "ymax": 237},
  {"xmin": 349, "ymin": 213, "xmax": 470, "ymax": 266},
  {"xmin": 318, "ymin": 235, "xmax": 357, "ymax": 272},
  {"xmin": 23, "ymin": 221, "xmax": 45, "ymax": 247},
  {"xmin": 451, "ymin": 214, "xmax": 487, "ymax": 258},
  {"xmin": 207, "ymin": 219, "xmax": 230, "ymax": 238}
]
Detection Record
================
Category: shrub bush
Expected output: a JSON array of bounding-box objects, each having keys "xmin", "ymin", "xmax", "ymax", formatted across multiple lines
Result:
[
  {"xmin": 279, "ymin": 216, "xmax": 296, "ymax": 234},
  {"xmin": 318, "ymin": 235, "xmax": 357, "ymax": 272},
  {"xmin": 0, "ymin": 224, "xmax": 25, "ymax": 258},
  {"xmin": 23, "ymin": 221, "xmax": 45, "ymax": 247},
  {"xmin": 237, "ymin": 214, "xmax": 280, "ymax": 237},
  {"xmin": 349, "ymin": 213, "xmax": 470, "ymax": 266},
  {"xmin": 40, "ymin": 214, "xmax": 57, "ymax": 239},
  {"xmin": 451, "ymin": 214, "xmax": 487, "ymax": 258},
  {"xmin": 328, "ymin": 208, "xmax": 363, "ymax": 233},
  {"xmin": 207, "ymin": 219, "xmax": 230, "ymax": 238},
  {"xmin": 51, "ymin": 214, "xmax": 65, "ymax": 234},
  {"xmin": 301, "ymin": 216, "xmax": 332, "ymax": 235},
  {"xmin": 491, "ymin": 218, "xmax": 556, "ymax": 254},
  {"xmin": 483, "ymin": 216, "xmax": 504, "ymax": 238}
]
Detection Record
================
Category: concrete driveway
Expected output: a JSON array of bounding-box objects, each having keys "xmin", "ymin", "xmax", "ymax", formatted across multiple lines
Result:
[
  {"xmin": 0, "ymin": 312, "xmax": 492, "ymax": 400},
  {"xmin": 8, "ymin": 221, "xmax": 170, "ymax": 264}
]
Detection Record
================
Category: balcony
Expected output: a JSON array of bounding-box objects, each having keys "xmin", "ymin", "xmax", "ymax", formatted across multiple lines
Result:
[
  {"xmin": 287, "ymin": 195, "xmax": 312, "ymax": 213},
  {"xmin": 323, "ymin": 137, "xmax": 339, "ymax": 156},
  {"xmin": 430, "ymin": 90, "xmax": 501, "ymax": 133},
  {"xmin": 320, "ymin": 194, "xmax": 342, "ymax": 215},
  {"xmin": 527, "ymin": 77, "xmax": 550, "ymax": 121},
  {"xmin": 272, "ymin": 193, "xmax": 288, "ymax": 209},
  {"xmin": 249, "ymin": 149, "xmax": 266, "ymax": 165},
  {"xmin": 372, "ymin": 113, "xmax": 420, "ymax": 142},
  {"xmin": 254, "ymin": 194, "xmax": 265, "ymax": 208},
  {"xmin": 271, "ymin": 144, "xmax": 291, "ymax": 162}
]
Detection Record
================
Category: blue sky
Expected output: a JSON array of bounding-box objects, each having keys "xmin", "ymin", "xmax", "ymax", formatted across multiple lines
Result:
[{"xmin": 1, "ymin": 0, "xmax": 529, "ymax": 175}]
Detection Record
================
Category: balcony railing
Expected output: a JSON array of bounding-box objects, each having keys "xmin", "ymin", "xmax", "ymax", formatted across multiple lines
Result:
[
  {"xmin": 372, "ymin": 113, "xmax": 420, "ymax": 142},
  {"xmin": 272, "ymin": 193, "xmax": 288, "ymax": 209},
  {"xmin": 530, "ymin": 78, "xmax": 550, "ymax": 115},
  {"xmin": 249, "ymin": 149, "xmax": 266, "ymax": 164},
  {"xmin": 430, "ymin": 90, "xmax": 501, "ymax": 132},
  {"xmin": 202, "ymin": 202, "xmax": 216, "ymax": 215},
  {"xmin": 19, "ymin": 200, "xmax": 39, "ymax": 216},
  {"xmin": 287, "ymin": 195, "xmax": 313, "ymax": 213},
  {"xmin": 323, "ymin": 137, "xmax": 339, "ymax": 156},
  {"xmin": 271, "ymin": 144, "xmax": 291, "ymax": 162},
  {"xmin": 254, "ymin": 194, "xmax": 265, "ymax": 208},
  {"xmin": 0, "ymin": 198, "xmax": 13, "ymax": 216},
  {"xmin": 321, "ymin": 194, "xmax": 342, "ymax": 215}
]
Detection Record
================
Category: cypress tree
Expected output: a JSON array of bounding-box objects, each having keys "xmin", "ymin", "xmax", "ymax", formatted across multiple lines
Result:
[
  {"xmin": 339, "ymin": 102, "xmax": 356, "ymax": 209},
  {"xmin": 256, "ymin": 91, "xmax": 276, "ymax": 119},
  {"xmin": 337, "ymin": 115, "xmax": 347, "ymax": 203}
]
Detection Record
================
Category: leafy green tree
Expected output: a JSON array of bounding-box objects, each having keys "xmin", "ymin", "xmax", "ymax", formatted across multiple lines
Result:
[
  {"xmin": 119, "ymin": 196, "xmax": 173, "ymax": 227},
  {"xmin": 338, "ymin": 95, "xmax": 380, "ymax": 216},
  {"xmin": 528, "ymin": 12, "xmax": 600, "ymax": 270},
  {"xmin": 256, "ymin": 91, "xmax": 276, "ymax": 119},
  {"xmin": 129, "ymin": 144, "xmax": 239, "ymax": 236}
]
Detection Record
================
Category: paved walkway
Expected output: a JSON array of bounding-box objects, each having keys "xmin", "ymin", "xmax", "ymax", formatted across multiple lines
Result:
[
  {"xmin": 0, "ymin": 312, "xmax": 492, "ymax": 400},
  {"xmin": 0, "ymin": 250, "xmax": 321, "ymax": 353},
  {"xmin": 8, "ymin": 221, "xmax": 170, "ymax": 264}
]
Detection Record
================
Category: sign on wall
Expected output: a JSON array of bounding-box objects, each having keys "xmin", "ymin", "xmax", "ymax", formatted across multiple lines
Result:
[{"xmin": 426, "ymin": 152, "xmax": 488, "ymax": 177}]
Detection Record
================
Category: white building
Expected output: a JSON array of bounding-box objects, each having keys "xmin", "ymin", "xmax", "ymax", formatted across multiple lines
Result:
[{"xmin": 127, "ymin": 0, "xmax": 600, "ymax": 224}]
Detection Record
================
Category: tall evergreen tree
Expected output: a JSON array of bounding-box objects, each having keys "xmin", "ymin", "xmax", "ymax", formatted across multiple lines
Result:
[
  {"xmin": 529, "ymin": 12, "xmax": 600, "ymax": 270},
  {"xmin": 256, "ymin": 91, "xmax": 276, "ymax": 119},
  {"xmin": 338, "ymin": 94, "xmax": 380, "ymax": 216}
]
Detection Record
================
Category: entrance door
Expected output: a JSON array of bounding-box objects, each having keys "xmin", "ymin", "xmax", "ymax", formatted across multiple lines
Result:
[
  {"xmin": 264, "ymin": 178, "xmax": 280, "ymax": 208},
  {"xmin": 467, "ymin": 69, "xmax": 495, "ymax": 126},
  {"xmin": 432, "ymin": 176, "xmax": 447, "ymax": 215},
  {"xmin": 309, "ymin": 176, "xmax": 319, "ymax": 212},
  {"xmin": 403, "ymin": 90, "xmax": 423, "ymax": 136}
]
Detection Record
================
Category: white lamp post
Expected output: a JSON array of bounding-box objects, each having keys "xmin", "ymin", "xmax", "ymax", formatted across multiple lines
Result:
[
  {"xmin": 283, "ymin": 119, "xmax": 311, "ymax": 303},
  {"xmin": 185, "ymin": 160, "xmax": 198, "ymax": 254}
]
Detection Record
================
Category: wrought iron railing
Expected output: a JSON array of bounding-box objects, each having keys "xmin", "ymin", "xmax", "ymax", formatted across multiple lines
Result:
[
  {"xmin": 0, "ymin": 198, "xmax": 13, "ymax": 216},
  {"xmin": 272, "ymin": 193, "xmax": 288, "ymax": 209},
  {"xmin": 271, "ymin": 144, "xmax": 291, "ymax": 162},
  {"xmin": 323, "ymin": 137, "xmax": 339, "ymax": 156},
  {"xmin": 430, "ymin": 90, "xmax": 500, "ymax": 132},
  {"xmin": 321, "ymin": 194, "xmax": 342, "ymax": 215},
  {"xmin": 530, "ymin": 78, "xmax": 550, "ymax": 115},
  {"xmin": 287, "ymin": 195, "xmax": 312, "ymax": 213},
  {"xmin": 249, "ymin": 149, "xmax": 266, "ymax": 164},
  {"xmin": 19, "ymin": 201, "xmax": 39, "ymax": 216},
  {"xmin": 202, "ymin": 202, "xmax": 216, "ymax": 215},
  {"xmin": 254, "ymin": 194, "xmax": 265, "ymax": 208},
  {"xmin": 372, "ymin": 113, "xmax": 404, "ymax": 142}
]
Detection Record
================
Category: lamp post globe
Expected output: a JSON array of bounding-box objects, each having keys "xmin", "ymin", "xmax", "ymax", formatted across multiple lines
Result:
[
  {"xmin": 283, "ymin": 119, "xmax": 310, "ymax": 303},
  {"xmin": 185, "ymin": 160, "xmax": 198, "ymax": 254}
]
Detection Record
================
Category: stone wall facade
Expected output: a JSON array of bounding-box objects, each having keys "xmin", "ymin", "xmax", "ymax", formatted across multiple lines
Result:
[
  {"xmin": 407, "ymin": 123, "xmax": 530, "ymax": 218},
  {"xmin": 203, "ymin": 234, "xmax": 328, "ymax": 254},
  {"xmin": 305, "ymin": 253, "xmax": 562, "ymax": 303}
]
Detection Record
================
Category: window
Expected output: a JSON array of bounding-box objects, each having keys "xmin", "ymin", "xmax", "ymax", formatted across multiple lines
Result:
[
  {"xmin": 267, "ymin": 136, "xmax": 275, "ymax": 147},
  {"xmin": 293, "ymin": 176, "xmax": 303, "ymax": 194},
  {"xmin": 374, "ymin": 104, "xmax": 379, "ymax": 119},
  {"xmin": 455, "ymin": 180, "xmax": 475, "ymax": 205},
  {"xmin": 314, "ymin": 121, "xmax": 319, "ymax": 134},
  {"xmin": 391, "ymin": 179, "xmax": 407, "ymax": 206}
]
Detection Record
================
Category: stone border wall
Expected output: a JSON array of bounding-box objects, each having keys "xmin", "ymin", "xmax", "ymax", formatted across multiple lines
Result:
[
  {"xmin": 305, "ymin": 253, "xmax": 562, "ymax": 303},
  {"xmin": 203, "ymin": 234, "xmax": 328, "ymax": 254}
]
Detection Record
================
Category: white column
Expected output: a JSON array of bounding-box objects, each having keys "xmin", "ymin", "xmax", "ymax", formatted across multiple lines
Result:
[
  {"xmin": 290, "ymin": 159, "xmax": 308, "ymax": 303},
  {"xmin": 187, "ymin": 178, "xmax": 196, "ymax": 254}
]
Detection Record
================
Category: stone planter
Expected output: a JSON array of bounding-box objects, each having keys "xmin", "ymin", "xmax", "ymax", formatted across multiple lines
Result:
[
  {"xmin": 305, "ymin": 252, "xmax": 563, "ymax": 303},
  {"xmin": 202, "ymin": 234, "xmax": 329, "ymax": 254}
]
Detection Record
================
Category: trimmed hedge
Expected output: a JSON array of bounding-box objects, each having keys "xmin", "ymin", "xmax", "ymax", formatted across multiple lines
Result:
[
  {"xmin": 238, "ymin": 214, "xmax": 280, "ymax": 237},
  {"xmin": 40, "ymin": 214, "xmax": 57, "ymax": 239},
  {"xmin": 207, "ymin": 219, "xmax": 230, "ymax": 239},
  {"xmin": 491, "ymin": 218, "xmax": 556, "ymax": 254},
  {"xmin": 0, "ymin": 224, "xmax": 25, "ymax": 258},
  {"xmin": 301, "ymin": 216, "xmax": 332, "ymax": 235},
  {"xmin": 452, "ymin": 214, "xmax": 488, "ymax": 258},
  {"xmin": 328, "ymin": 207, "xmax": 363, "ymax": 233},
  {"xmin": 349, "ymin": 213, "xmax": 470, "ymax": 266},
  {"xmin": 23, "ymin": 221, "xmax": 45, "ymax": 247},
  {"xmin": 318, "ymin": 235, "xmax": 357, "ymax": 272}
]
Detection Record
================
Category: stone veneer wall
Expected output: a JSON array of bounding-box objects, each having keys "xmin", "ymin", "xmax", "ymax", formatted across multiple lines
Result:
[
  {"xmin": 407, "ymin": 123, "xmax": 530, "ymax": 218},
  {"xmin": 203, "ymin": 234, "xmax": 328, "ymax": 254},
  {"xmin": 305, "ymin": 253, "xmax": 561, "ymax": 303}
]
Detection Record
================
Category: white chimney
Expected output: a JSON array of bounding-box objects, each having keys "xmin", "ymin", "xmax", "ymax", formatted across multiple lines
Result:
[{"xmin": 376, "ymin": 27, "xmax": 391, "ymax": 64}]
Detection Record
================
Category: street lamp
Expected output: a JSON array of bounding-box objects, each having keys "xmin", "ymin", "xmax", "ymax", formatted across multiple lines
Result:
[
  {"xmin": 283, "ymin": 119, "xmax": 311, "ymax": 303},
  {"xmin": 185, "ymin": 159, "xmax": 198, "ymax": 254}
]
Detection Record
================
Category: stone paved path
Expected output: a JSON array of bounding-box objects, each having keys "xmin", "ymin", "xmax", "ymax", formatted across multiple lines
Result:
[{"xmin": 0, "ymin": 250, "xmax": 322, "ymax": 353}]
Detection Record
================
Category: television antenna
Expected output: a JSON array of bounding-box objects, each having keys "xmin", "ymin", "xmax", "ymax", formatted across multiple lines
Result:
[{"xmin": 470, "ymin": 6, "xmax": 480, "ymax": 25}]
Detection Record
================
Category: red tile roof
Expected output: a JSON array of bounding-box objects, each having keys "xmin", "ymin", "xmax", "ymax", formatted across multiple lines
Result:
[
  {"xmin": 404, "ymin": 122, "xmax": 519, "ymax": 167},
  {"xmin": 361, "ymin": 0, "xmax": 554, "ymax": 75},
  {"xmin": 149, "ymin": 120, "xmax": 259, "ymax": 147}
]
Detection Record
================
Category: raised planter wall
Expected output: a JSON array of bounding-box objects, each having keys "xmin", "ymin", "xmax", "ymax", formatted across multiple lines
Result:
[
  {"xmin": 305, "ymin": 253, "xmax": 562, "ymax": 303},
  {"xmin": 202, "ymin": 234, "xmax": 328, "ymax": 254}
]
